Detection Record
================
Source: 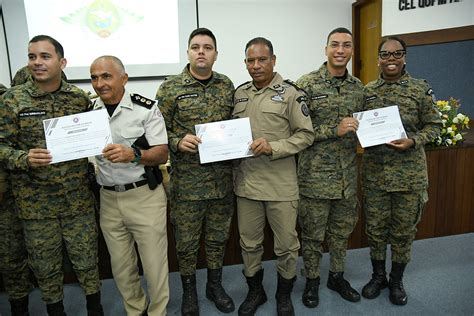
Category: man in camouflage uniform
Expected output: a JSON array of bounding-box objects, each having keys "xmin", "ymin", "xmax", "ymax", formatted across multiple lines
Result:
[
  {"xmin": 0, "ymin": 83, "xmax": 33, "ymax": 316},
  {"xmin": 233, "ymin": 37, "xmax": 314, "ymax": 316},
  {"xmin": 361, "ymin": 36, "xmax": 442, "ymax": 306},
  {"xmin": 155, "ymin": 27, "xmax": 235, "ymax": 315},
  {"xmin": 0, "ymin": 35, "xmax": 103, "ymax": 316},
  {"xmin": 296, "ymin": 27, "xmax": 364, "ymax": 308}
]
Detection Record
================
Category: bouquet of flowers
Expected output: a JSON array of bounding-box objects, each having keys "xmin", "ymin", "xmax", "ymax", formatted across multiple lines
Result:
[{"xmin": 429, "ymin": 98, "xmax": 470, "ymax": 147}]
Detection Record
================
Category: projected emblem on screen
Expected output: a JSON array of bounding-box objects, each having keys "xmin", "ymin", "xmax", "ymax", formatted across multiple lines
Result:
[
  {"xmin": 60, "ymin": 0, "xmax": 143, "ymax": 38},
  {"xmin": 10, "ymin": 0, "xmax": 193, "ymax": 79}
]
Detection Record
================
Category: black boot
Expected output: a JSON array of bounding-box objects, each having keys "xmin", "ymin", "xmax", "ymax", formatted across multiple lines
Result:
[
  {"xmin": 327, "ymin": 271, "xmax": 361, "ymax": 302},
  {"xmin": 86, "ymin": 291, "xmax": 104, "ymax": 316},
  {"xmin": 302, "ymin": 277, "xmax": 320, "ymax": 308},
  {"xmin": 206, "ymin": 268, "xmax": 235, "ymax": 313},
  {"xmin": 389, "ymin": 262, "xmax": 408, "ymax": 305},
  {"xmin": 46, "ymin": 301, "xmax": 66, "ymax": 316},
  {"xmin": 362, "ymin": 259, "xmax": 388, "ymax": 299},
  {"xmin": 238, "ymin": 269, "xmax": 267, "ymax": 316},
  {"xmin": 181, "ymin": 274, "xmax": 199, "ymax": 316},
  {"xmin": 275, "ymin": 273, "xmax": 296, "ymax": 316},
  {"xmin": 10, "ymin": 295, "xmax": 29, "ymax": 316}
]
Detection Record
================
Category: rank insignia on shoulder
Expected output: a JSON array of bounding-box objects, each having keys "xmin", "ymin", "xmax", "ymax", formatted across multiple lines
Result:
[
  {"xmin": 400, "ymin": 80, "xmax": 408, "ymax": 84},
  {"xmin": 271, "ymin": 95, "xmax": 284, "ymax": 102},
  {"xmin": 131, "ymin": 93, "xmax": 155, "ymax": 109}
]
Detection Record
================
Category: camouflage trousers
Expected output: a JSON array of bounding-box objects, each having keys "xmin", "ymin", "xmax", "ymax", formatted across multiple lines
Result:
[
  {"xmin": 23, "ymin": 210, "xmax": 101, "ymax": 304},
  {"xmin": 298, "ymin": 195, "xmax": 358, "ymax": 278},
  {"xmin": 364, "ymin": 188, "xmax": 427, "ymax": 263},
  {"xmin": 0, "ymin": 193, "xmax": 32, "ymax": 299},
  {"xmin": 171, "ymin": 194, "xmax": 234, "ymax": 275}
]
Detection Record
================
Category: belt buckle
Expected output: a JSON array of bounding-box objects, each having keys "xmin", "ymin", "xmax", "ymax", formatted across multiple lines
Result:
[{"xmin": 114, "ymin": 185, "xmax": 126, "ymax": 192}]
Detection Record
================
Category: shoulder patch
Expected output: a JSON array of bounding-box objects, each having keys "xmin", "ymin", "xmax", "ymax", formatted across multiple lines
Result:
[
  {"xmin": 365, "ymin": 95, "xmax": 377, "ymax": 102},
  {"xmin": 296, "ymin": 95, "xmax": 307, "ymax": 103},
  {"xmin": 426, "ymin": 88, "xmax": 437, "ymax": 104},
  {"xmin": 131, "ymin": 93, "xmax": 155, "ymax": 109}
]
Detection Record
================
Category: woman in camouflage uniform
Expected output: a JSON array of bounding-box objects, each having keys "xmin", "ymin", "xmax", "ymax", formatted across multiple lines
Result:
[{"xmin": 361, "ymin": 36, "xmax": 442, "ymax": 306}]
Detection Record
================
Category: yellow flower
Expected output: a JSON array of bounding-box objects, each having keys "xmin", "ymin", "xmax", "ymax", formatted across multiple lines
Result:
[{"xmin": 429, "ymin": 97, "xmax": 470, "ymax": 147}]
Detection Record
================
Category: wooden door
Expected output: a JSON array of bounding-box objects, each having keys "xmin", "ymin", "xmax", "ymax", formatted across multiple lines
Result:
[{"xmin": 353, "ymin": 0, "xmax": 382, "ymax": 85}]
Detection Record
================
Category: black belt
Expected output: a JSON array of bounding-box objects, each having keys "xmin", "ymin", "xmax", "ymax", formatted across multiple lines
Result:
[{"xmin": 101, "ymin": 179, "xmax": 148, "ymax": 192}]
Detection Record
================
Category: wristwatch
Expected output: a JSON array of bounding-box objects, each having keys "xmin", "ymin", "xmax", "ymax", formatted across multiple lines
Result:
[{"xmin": 131, "ymin": 145, "xmax": 142, "ymax": 164}]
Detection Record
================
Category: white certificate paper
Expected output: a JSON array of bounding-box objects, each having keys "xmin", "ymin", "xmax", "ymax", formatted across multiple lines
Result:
[
  {"xmin": 195, "ymin": 117, "xmax": 253, "ymax": 164},
  {"xmin": 43, "ymin": 109, "xmax": 113, "ymax": 164},
  {"xmin": 353, "ymin": 105, "xmax": 407, "ymax": 148}
]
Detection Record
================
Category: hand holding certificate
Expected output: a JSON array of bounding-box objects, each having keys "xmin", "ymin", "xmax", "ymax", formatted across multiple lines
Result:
[
  {"xmin": 353, "ymin": 105, "xmax": 407, "ymax": 148},
  {"xmin": 195, "ymin": 117, "xmax": 253, "ymax": 164},
  {"xmin": 43, "ymin": 109, "xmax": 113, "ymax": 164}
]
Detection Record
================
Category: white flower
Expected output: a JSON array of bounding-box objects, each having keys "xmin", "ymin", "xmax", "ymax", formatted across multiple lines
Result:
[
  {"xmin": 454, "ymin": 133, "xmax": 463, "ymax": 141},
  {"xmin": 457, "ymin": 113, "xmax": 465, "ymax": 121},
  {"xmin": 442, "ymin": 119, "xmax": 447, "ymax": 124},
  {"xmin": 446, "ymin": 139, "xmax": 453, "ymax": 145},
  {"xmin": 444, "ymin": 105, "xmax": 451, "ymax": 111},
  {"xmin": 453, "ymin": 117, "xmax": 459, "ymax": 124},
  {"xmin": 447, "ymin": 127, "xmax": 453, "ymax": 133}
]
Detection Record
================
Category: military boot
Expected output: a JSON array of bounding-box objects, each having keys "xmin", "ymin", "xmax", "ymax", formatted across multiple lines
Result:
[
  {"xmin": 302, "ymin": 277, "xmax": 320, "ymax": 308},
  {"xmin": 181, "ymin": 274, "xmax": 199, "ymax": 316},
  {"xmin": 389, "ymin": 262, "xmax": 408, "ymax": 305},
  {"xmin": 275, "ymin": 273, "xmax": 296, "ymax": 316},
  {"xmin": 327, "ymin": 271, "xmax": 361, "ymax": 302},
  {"xmin": 46, "ymin": 301, "xmax": 66, "ymax": 316},
  {"xmin": 362, "ymin": 259, "xmax": 388, "ymax": 299},
  {"xmin": 10, "ymin": 295, "xmax": 29, "ymax": 316},
  {"xmin": 206, "ymin": 268, "xmax": 235, "ymax": 313},
  {"xmin": 86, "ymin": 291, "xmax": 104, "ymax": 316},
  {"xmin": 238, "ymin": 269, "xmax": 267, "ymax": 316}
]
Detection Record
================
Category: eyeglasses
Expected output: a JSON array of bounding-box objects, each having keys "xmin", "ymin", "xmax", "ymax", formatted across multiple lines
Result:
[{"xmin": 378, "ymin": 50, "xmax": 406, "ymax": 60}]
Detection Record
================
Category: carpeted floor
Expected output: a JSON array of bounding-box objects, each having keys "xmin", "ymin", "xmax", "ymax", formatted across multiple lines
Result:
[{"xmin": 1, "ymin": 233, "xmax": 473, "ymax": 315}]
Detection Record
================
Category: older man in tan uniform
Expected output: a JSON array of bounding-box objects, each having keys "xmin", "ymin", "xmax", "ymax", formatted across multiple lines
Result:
[{"xmin": 232, "ymin": 37, "xmax": 314, "ymax": 316}]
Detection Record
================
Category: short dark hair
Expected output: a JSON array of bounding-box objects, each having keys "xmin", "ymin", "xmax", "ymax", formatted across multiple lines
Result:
[
  {"xmin": 245, "ymin": 37, "xmax": 274, "ymax": 56},
  {"xmin": 326, "ymin": 27, "xmax": 352, "ymax": 44},
  {"xmin": 188, "ymin": 27, "xmax": 217, "ymax": 50},
  {"xmin": 378, "ymin": 36, "xmax": 407, "ymax": 52},
  {"xmin": 29, "ymin": 35, "xmax": 64, "ymax": 58}
]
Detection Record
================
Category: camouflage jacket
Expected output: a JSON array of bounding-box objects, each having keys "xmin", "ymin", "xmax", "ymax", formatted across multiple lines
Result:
[
  {"xmin": 0, "ymin": 83, "xmax": 7, "ymax": 96},
  {"xmin": 155, "ymin": 65, "xmax": 235, "ymax": 201},
  {"xmin": 0, "ymin": 80, "xmax": 94, "ymax": 219},
  {"xmin": 296, "ymin": 64, "xmax": 365, "ymax": 199},
  {"xmin": 0, "ymin": 167, "xmax": 6, "ymax": 194},
  {"xmin": 0, "ymin": 84, "xmax": 7, "ymax": 194},
  {"xmin": 363, "ymin": 71, "xmax": 442, "ymax": 192}
]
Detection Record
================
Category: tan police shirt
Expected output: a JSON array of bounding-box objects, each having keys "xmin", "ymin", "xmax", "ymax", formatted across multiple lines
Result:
[{"xmin": 232, "ymin": 72, "xmax": 314, "ymax": 201}]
